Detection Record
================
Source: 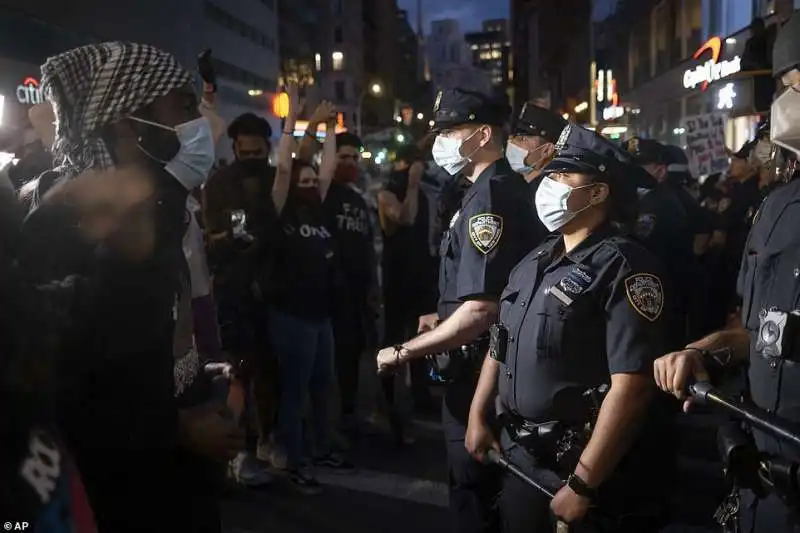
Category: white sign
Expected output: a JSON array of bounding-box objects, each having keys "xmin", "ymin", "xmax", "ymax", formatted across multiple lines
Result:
[
  {"xmin": 682, "ymin": 113, "xmax": 728, "ymax": 176},
  {"xmin": 602, "ymin": 105, "xmax": 624, "ymax": 121},
  {"xmin": 683, "ymin": 56, "xmax": 741, "ymax": 90},
  {"xmin": 717, "ymin": 83, "xmax": 736, "ymax": 110},
  {"xmin": 16, "ymin": 77, "xmax": 43, "ymax": 105}
]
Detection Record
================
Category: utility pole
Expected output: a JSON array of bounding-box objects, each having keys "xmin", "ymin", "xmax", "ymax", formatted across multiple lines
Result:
[{"xmin": 589, "ymin": 0, "xmax": 597, "ymax": 126}]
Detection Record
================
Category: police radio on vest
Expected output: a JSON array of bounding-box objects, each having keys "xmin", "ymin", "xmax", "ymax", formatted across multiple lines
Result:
[{"xmin": 16, "ymin": 77, "xmax": 43, "ymax": 105}]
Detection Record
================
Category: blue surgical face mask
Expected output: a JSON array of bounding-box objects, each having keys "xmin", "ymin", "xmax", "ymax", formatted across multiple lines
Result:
[
  {"xmin": 505, "ymin": 141, "xmax": 534, "ymax": 174},
  {"xmin": 534, "ymin": 176, "xmax": 597, "ymax": 232},
  {"xmin": 129, "ymin": 116, "xmax": 216, "ymax": 190}
]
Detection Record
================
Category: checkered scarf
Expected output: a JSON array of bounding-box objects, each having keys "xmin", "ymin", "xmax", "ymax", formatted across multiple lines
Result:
[{"xmin": 41, "ymin": 42, "xmax": 192, "ymax": 178}]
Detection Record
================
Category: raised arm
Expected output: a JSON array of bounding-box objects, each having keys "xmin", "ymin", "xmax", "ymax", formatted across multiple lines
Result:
[
  {"xmin": 272, "ymin": 84, "xmax": 299, "ymax": 216},
  {"xmin": 298, "ymin": 101, "xmax": 335, "ymax": 162},
  {"xmin": 317, "ymin": 113, "xmax": 338, "ymax": 202}
]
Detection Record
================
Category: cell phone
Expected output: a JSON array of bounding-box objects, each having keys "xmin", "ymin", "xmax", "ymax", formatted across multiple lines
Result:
[{"xmin": 230, "ymin": 209, "xmax": 254, "ymax": 242}]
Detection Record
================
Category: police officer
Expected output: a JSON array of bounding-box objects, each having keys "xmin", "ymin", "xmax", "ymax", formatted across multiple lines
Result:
[
  {"xmin": 624, "ymin": 137, "xmax": 696, "ymax": 347},
  {"xmin": 654, "ymin": 12, "xmax": 800, "ymax": 531},
  {"xmin": 505, "ymin": 102, "xmax": 567, "ymax": 186},
  {"xmin": 376, "ymin": 88, "xmax": 544, "ymax": 533},
  {"xmin": 467, "ymin": 124, "xmax": 674, "ymax": 533}
]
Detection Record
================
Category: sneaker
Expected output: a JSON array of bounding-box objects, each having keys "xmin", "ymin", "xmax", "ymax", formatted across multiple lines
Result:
[
  {"xmin": 287, "ymin": 467, "xmax": 322, "ymax": 495},
  {"xmin": 313, "ymin": 452, "xmax": 356, "ymax": 473},
  {"xmin": 257, "ymin": 435, "xmax": 288, "ymax": 470},
  {"xmin": 230, "ymin": 452, "xmax": 273, "ymax": 487}
]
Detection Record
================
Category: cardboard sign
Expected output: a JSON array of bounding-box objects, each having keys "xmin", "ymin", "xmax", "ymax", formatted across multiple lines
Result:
[{"xmin": 682, "ymin": 113, "xmax": 728, "ymax": 176}]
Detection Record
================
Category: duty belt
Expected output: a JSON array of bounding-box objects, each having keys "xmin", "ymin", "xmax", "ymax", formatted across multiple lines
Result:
[{"xmin": 427, "ymin": 338, "xmax": 488, "ymax": 384}]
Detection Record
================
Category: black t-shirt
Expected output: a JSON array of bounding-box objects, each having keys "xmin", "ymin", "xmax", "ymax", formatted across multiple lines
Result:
[
  {"xmin": 323, "ymin": 181, "xmax": 374, "ymax": 297},
  {"xmin": 269, "ymin": 193, "xmax": 338, "ymax": 319},
  {"xmin": 382, "ymin": 170, "xmax": 437, "ymax": 309}
]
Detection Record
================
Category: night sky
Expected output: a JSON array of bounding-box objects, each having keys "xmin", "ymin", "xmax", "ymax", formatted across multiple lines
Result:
[{"xmin": 396, "ymin": 0, "xmax": 509, "ymax": 34}]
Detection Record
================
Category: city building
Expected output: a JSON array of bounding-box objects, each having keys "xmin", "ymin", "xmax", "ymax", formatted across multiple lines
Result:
[
  {"xmin": 596, "ymin": 0, "xmax": 796, "ymax": 153},
  {"xmin": 464, "ymin": 19, "xmax": 512, "ymax": 102},
  {"xmin": 510, "ymin": 0, "xmax": 592, "ymax": 112},
  {"xmin": 0, "ymin": 0, "xmax": 280, "ymax": 157},
  {"xmin": 426, "ymin": 19, "xmax": 489, "ymax": 91},
  {"xmin": 395, "ymin": 9, "xmax": 422, "ymax": 109},
  {"xmin": 279, "ymin": 0, "xmax": 331, "ymax": 88},
  {"xmin": 324, "ymin": 0, "xmax": 365, "ymax": 132},
  {"xmin": 362, "ymin": 0, "xmax": 398, "ymax": 133}
]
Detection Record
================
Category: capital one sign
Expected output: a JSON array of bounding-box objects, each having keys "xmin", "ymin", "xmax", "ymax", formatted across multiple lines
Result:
[
  {"xmin": 16, "ymin": 77, "xmax": 43, "ymax": 105},
  {"xmin": 683, "ymin": 37, "xmax": 741, "ymax": 91}
]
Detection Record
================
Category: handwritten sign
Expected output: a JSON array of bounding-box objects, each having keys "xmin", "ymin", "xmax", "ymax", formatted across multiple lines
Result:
[{"xmin": 682, "ymin": 113, "xmax": 728, "ymax": 176}]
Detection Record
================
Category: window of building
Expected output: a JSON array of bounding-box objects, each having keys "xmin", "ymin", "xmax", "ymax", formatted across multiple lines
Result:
[
  {"xmin": 471, "ymin": 44, "xmax": 478, "ymax": 50},
  {"xmin": 481, "ymin": 43, "xmax": 490, "ymax": 49},
  {"xmin": 204, "ymin": 1, "xmax": 275, "ymax": 52},
  {"xmin": 332, "ymin": 51, "xmax": 344, "ymax": 70},
  {"xmin": 335, "ymin": 26, "xmax": 343, "ymax": 44},
  {"xmin": 335, "ymin": 81, "xmax": 346, "ymax": 100},
  {"xmin": 492, "ymin": 42, "xmax": 500, "ymax": 49}
]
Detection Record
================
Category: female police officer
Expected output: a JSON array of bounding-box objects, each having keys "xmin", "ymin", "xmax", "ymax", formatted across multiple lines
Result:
[{"xmin": 466, "ymin": 124, "xmax": 675, "ymax": 532}]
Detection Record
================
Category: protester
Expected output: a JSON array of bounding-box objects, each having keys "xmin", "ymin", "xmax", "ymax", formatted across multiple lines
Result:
[{"xmin": 14, "ymin": 42, "xmax": 241, "ymax": 533}]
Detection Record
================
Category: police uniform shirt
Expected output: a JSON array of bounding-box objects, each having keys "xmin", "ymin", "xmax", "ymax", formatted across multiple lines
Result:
[
  {"xmin": 323, "ymin": 181, "xmax": 374, "ymax": 296},
  {"xmin": 437, "ymin": 158, "xmax": 543, "ymax": 321},
  {"xmin": 737, "ymin": 176, "xmax": 800, "ymax": 461},
  {"xmin": 496, "ymin": 224, "xmax": 669, "ymax": 425}
]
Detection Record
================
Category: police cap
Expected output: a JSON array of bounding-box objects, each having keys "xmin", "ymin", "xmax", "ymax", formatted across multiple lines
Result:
[
  {"xmin": 542, "ymin": 124, "xmax": 656, "ymax": 190},
  {"xmin": 662, "ymin": 145, "xmax": 690, "ymax": 174},
  {"xmin": 773, "ymin": 11, "xmax": 800, "ymax": 78},
  {"xmin": 431, "ymin": 88, "xmax": 509, "ymax": 132},
  {"xmin": 511, "ymin": 102, "xmax": 568, "ymax": 143},
  {"xmin": 623, "ymin": 137, "xmax": 667, "ymax": 165}
]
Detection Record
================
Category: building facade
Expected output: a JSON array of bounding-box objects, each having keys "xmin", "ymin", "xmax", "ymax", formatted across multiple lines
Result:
[
  {"xmin": 464, "ymin": 19, "xmax": 512, "ymax": 102},
  {"xmin": 0, "ymin": 0, "xmax": 280, "ymax": 157}
]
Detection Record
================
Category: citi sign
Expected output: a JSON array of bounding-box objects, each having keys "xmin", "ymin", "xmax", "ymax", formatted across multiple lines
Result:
[
  {"xmin": 16, "ymin": 77, "xmax": 43, "ymax": 105},
  {"xmin": 682, "ymin": 36, "xmax": 741, "ymax": 91}
]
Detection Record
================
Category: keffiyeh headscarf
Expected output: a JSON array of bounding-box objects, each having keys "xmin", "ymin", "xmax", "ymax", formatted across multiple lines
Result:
[{"xmin": 41, "ymin": 42, "xmax": 192, "ymax": 178}]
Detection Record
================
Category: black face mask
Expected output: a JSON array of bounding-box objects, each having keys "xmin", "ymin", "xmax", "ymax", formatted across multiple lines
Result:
[
  {"xmin": 291, "ymin": 186, "xmax": 321, "ymax": 208},
  {"xmin": 237, "ymin": 158, "xmax": 269, "ymax": 176}
]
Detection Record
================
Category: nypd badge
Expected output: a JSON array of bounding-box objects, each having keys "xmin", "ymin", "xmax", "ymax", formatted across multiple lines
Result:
[
  {"xmin": 634, "ymin": 214, "xmax": 657, "ymax": 239},
  {"xmin": 624, "ymin": 273, "xmax": 664, "ymax": 322},
  {"xmin": 555, "ymin": 124, "xmax": 571, "ymax": 153},
  {"xmin": 469, "ymin": 213, "xmax": 504, "ymax": 255}
]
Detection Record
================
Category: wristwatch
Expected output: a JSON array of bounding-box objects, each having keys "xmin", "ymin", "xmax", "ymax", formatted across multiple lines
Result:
[{"xmin": 567, "ymin": 473, "xmax": 597, "ymax": 500}]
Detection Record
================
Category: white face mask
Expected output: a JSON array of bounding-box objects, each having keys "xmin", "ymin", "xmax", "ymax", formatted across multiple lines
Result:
[
  {"xmin": 771, "ymin": 87, "xmax": 800, "ymax": 157},
  {"xmin": 130, "ymin": 116, "xmax": 216, "ymax": 190},
  {"xmin": 534, "ymin": 176, "xmax": 596, "ymax": 232},
  {"xmin": 432, "ymin": 129, "xmax": 480, "ymax": 175},
  {"xmin": 505, "ymin": 141, "xmax": 533, "ymax": 174}
]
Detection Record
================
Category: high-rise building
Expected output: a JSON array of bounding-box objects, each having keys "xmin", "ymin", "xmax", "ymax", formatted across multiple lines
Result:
[
  {"xmin": 362, "ymin": 0, "xmax": 398, "ymax": 132},
  {"xmin": 324, "ymin": 0, "xmax": 364, "ymax": 131},
  {"xmin": 427, "ymin": 19, "xmax": 490, "ymax": 92},
  {"xmin": 395, "ymin": 9, "xmax": 422, "ymax": 107},
  {"xmin": 0, "ymin": 0, "xmax": 280, "ymax": 153},
  {"xmin": 465, "ymin": 19, "xmax": 511, "ymax": 101}
]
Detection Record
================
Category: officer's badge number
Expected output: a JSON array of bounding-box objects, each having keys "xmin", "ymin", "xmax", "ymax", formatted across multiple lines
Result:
[
  {"xmin": 624, "ymin": 273, "xmax": 664, "ymax": 322},
  {"xmin": 469, "ymin": 213, "xmax": 503, "ymax": 255}
]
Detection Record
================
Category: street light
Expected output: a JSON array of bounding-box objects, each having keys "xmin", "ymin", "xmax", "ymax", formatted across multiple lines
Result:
[
  {"xmin": 357, "ymin": 82, "xmax": 383, "ymax": 137},
  {"xmin": 416, "ymin": 112, "xmax": 424, "ymax": 120}
]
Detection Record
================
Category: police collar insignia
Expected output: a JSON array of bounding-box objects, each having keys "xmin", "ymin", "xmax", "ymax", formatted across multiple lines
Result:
[
  {"xmin": 634, "ymin": 213, "xmax": 657, "ymax": 239},
  {"xmin": 434, "ymin": 91, "xmax": 443, "ymax": 113},
  {"xmin": 468, "ymin": 213, "xmax": 503, "ymax": 255},
  {"xmin": 624, "ymin": 273, "xmax": 664, "ymax": 322},
  {"xmin": 555, "ymin": 124, "xmax": 571, "ymax": 153},
  {"xmin": 550, "ymin": 266, "xmax": 595, "ymax": 306}
]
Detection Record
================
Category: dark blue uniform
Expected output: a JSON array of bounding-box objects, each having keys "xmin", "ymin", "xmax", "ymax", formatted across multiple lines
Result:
[
  {"xmin": 495, "ymin": 126, "xmax": 674, "ymax": 533},
  {"xmin": 431, "ymin": 89, "xmax": 545, "ymax": 533},
  {"xmin": 735, "ymin": 175, "xmax": 800, "ymax": 532}
]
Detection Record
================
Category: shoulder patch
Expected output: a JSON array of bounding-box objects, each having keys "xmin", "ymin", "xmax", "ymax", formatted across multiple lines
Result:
[
  {"xmin": 717, "ymin": 198, "xmax": 731, "ymax": 213},
  {"xmin": 469, "ymin": 213, "xmax": 503, "ymax": 255},
  {"xmin": 634, "ymin": 213, "xmax": 657, "ymax": 239},
  {"xmin": 624, "ymin": 273, "xmax": 664, "ymax": 322}
]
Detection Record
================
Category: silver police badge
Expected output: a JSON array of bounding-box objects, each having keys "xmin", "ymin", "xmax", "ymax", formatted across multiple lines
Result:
[
  {"xmin": 624, "ymin": 273, "xmax": 664, "ymax": 322},
  {"xmin": 756, "ymin": 308, "xmax": 787, "ymax": 359},
  {"xmin": 469, "ymin": 213, "xmax": 504, "ymax": 255},
  {"xmin": 555, "ymin": 124, "xmax": 571, "ymax": 153},
  {"xmin": 434, "ymin": 90, "xmax": 443, "ymax": 112}
]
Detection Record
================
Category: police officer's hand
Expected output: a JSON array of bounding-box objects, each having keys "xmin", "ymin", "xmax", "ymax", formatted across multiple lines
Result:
[
  {"xmin": 653, "ymin": 348, "xmax": 710, "ymax": 412},
  {"xmin": 551, "ymin": 484, "xmax": 591, "ymax": 524},
  {"xmin": 464, "ymin": 417, "xmax": 500, "ymax": 463},
  {"xmin": 376, "ymin": 346, "xmax": 403, "ymax": 375},
  {"xmin": 417, "ymin": 313, "xmax": 439, "ymax": 333}
]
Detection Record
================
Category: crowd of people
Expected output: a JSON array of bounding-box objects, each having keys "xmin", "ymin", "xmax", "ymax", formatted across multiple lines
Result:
[{"xmin": 3, "ymin": 12, "xmax": 800, "ymax": 533}]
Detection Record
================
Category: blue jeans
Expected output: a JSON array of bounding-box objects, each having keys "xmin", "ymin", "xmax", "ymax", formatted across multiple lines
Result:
[{"xmin": 268, "ymin": 307, "xmax": 334, "ymax": 468}]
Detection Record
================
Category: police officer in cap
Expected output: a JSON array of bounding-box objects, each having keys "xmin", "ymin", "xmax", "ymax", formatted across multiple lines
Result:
[
  {"xmin": 654, "ymin": 11, "xmax": 800, "ymax": 531},
  {"xmin": 467, "ymin": 124, "xmax": 674, "ymax": 532},
  {"xmin": 505, "ymin": 102, "xmax": 567, "ymax": 185},
  {"xmin": 624, "ymin": 137, "xmax": 697, "ymax": 347},
  {"xmin": 376, "ymin": 88, "xmax": 542, "ymax": 533}
]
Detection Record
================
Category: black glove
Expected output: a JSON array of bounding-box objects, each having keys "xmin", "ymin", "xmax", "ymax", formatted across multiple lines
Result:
[{"xmin": 197, "ymin": 48, "xmax": 217, "ymax": 89}]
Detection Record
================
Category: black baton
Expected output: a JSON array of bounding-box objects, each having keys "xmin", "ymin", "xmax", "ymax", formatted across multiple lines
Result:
[{"xmin": 486, "ymin": 449, "xmax": 556, "ymax": 499}]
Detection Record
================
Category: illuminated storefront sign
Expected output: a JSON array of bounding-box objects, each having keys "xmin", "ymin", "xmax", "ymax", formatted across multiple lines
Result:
[
  {"xmin": 16, "ymin": 77, "xmax": 43, "ymax": 105},
  {"xmin": 717, "ymin": 83, "xmax": 737, "ymax": 110},
  {"xmin": 683, "ymin": 37, "xmax": 741, "ymax": 91}
]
